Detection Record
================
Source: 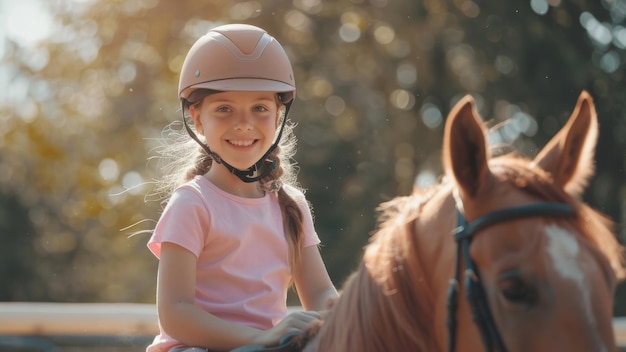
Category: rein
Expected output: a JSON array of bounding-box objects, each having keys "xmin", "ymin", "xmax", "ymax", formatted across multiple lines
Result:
[{"xmin": 446, "ymin": 203, "xmax": 577, "ymax": 352}]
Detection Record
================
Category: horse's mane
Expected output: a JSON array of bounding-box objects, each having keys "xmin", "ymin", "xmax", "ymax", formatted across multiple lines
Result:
[
  {"xmin": 312, "ymin": 152, "xmax": 626, "ymax": 351},
  {"xmin": 313, "ymin": 186, "xmax": 443, "ymax": 351}
]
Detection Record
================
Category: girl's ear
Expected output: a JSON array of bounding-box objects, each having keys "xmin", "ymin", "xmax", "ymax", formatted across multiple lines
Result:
[
  {"xmin": 189, "ymin": 104, "xmax": 204, "ymax": 136},
  {"xmin": 275, "ymin": 106, "xmax": 283, "ymax": 128}
]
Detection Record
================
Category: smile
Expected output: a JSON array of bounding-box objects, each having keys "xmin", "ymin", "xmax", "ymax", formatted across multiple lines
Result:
[{"xmin": 228, "ymin": 139, "xmax": 256, "ymax": 147}]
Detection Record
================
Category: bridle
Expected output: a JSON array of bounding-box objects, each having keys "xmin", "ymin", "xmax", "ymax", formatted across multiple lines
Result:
[{"xmin": 446, "ymin": 203, "xmax": 577, "ymax": 352}]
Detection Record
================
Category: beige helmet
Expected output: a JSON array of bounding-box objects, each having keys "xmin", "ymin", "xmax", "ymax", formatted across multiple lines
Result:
[
  {"xmin": 178, "ymin": 24, "xmax": 296, "ymax": 183},
  {"xmin": 178, "ymin": 24, "xmax": 296, "ymax": 104}
]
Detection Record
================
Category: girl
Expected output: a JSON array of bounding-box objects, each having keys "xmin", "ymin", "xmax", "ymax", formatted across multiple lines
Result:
[{"xmin": 146, "ymin": 24, "xmax": 338, "ymax": 352}]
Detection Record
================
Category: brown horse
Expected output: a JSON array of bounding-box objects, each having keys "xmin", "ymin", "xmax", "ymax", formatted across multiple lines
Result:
[{"xmin": 303, "ymin": 91, "xmax": 625, "ymax": 351}]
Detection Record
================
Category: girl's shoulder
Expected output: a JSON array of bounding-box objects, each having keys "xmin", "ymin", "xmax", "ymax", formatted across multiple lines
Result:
[
  {"xmin": 281, "ymin": 183, "xmax": 311, "ymax": 208},
  {"xmin": 282, "ymin": 183, "xmax": 305, "ymax": 198},
  {"xmin": 163, "ymin": 177, "xmax": 208, "ymax": 210},
  {"xmin": 167, "ymin": 176, "xmax": 223, "ymax": 207},
  {"xmin": 172, "ymin": 176, "xmax": 208, "ymax": 197}
]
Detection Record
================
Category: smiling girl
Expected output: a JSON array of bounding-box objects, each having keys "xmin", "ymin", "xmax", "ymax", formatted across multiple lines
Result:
[{"xmin": 146, "ymin": 24, "xmax": 338, "ymax": 352}]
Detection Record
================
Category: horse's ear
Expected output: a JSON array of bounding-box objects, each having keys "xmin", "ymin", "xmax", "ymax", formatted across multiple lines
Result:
[
  {"xmin": 532, "ymin": 91, "xmax": 598, "ymax": 197},
  {"xmin": 443, "ymin": 95, "xmax": 491, "ymax": 199}
]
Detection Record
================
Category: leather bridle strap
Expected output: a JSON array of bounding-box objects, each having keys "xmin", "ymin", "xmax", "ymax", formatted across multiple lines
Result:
[{"xmin": 446, "ymin": 203, "xmax": 576, "ymax": 352}]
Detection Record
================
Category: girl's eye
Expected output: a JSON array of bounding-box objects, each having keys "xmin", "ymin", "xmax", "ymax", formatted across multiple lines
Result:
[
  {"xmin": 253, "ymin": 105, "xmax": 269, "ymax": 112},
  {"xmin": 216, "ymin": 106, "xmax": 231, "ymax": 113}
]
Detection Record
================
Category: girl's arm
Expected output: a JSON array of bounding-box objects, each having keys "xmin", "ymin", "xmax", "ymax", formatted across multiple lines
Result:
[
  {"xmin": 157, "ymin": 242, "xmax": 319, "ymax": 350},
  {"xmin": 293, "ymin": 245, "xmax": 339, "ymax": 312}
]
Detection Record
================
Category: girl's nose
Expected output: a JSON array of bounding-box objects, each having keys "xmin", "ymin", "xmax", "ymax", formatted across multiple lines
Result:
[{"xmin": 234, "ymin": 112, "xmax": 253, "ymax": 130}]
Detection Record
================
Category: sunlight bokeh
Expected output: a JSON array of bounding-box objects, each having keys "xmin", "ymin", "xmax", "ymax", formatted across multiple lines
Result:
[
  {"xmin": 0, "ymin": 0, "xmax": 52, "ymax": 103},
  {"xmin": 1, "ymin": 0, "xmax": 52, "ymax": 48}
]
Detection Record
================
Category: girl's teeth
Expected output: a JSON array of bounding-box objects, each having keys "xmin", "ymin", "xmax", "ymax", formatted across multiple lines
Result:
[{"xmin": 230, "ymin": 140, "xmax": 253, "ymax": 146}]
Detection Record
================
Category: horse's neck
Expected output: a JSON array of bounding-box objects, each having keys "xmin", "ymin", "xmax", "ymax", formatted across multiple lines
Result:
[
  {"xmin": 416, "ymin": 186, "xmax": 458, "ymax": 274},
  {"xmin": 414, "ymin": 187, "xmax": 460, "ymax": 347}
]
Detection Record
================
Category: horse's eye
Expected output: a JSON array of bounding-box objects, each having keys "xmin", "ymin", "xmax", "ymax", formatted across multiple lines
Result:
[{"xmin": 497, "ymin": 271, "xmax": 538, "ymax": 307}]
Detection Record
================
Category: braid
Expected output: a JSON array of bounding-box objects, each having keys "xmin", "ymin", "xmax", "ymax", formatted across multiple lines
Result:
[
  {"xmin": 260, "ymin": 147, "xmax": 304, "ymax": 278},
  {"xmin": 185, "ymin": 146, "xmax": 213, "ymax": 181}
]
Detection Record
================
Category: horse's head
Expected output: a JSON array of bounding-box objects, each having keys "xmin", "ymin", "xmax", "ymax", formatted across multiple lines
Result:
[
  {"xmin": 306, "ymin": 91, "xmax": 625, "ymax": 352},
  {"xmin": 442, "ymin": 91, "xmax": 625, "ymax": 351}
]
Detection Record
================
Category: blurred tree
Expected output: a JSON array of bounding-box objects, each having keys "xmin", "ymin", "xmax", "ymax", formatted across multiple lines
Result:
[
  {"xmin": 1, "ymin": 0, "xmax": 625, "ymax": 315},
  {"xmin": 0, "ymin": 194, "xmax": 43, "ymax": 300}
]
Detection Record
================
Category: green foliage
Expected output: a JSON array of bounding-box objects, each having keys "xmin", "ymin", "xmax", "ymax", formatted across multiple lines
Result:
[{"xmin": 1, "ymin": 0, "xmax": 625, "ymax": 313}]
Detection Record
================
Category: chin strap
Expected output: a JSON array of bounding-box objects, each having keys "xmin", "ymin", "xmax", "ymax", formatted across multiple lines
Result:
[{"xmin": 180, "ymin": 98, "xmax": 292, "ymax": 183}]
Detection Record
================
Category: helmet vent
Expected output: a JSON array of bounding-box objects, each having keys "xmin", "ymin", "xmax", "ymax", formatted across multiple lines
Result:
[{"xmin": 212, "ymin": 32, "xmax": 271, "ymax": 61}]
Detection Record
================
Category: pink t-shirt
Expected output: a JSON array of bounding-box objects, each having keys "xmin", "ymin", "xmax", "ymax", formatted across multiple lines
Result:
[{"xmin": 146, "ymin": 176, "xmax": 320, "ymax": 351}]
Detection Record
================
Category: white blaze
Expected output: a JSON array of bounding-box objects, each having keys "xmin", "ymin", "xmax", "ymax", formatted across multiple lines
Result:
[{"xmin": 545, "ymin": 224, "xmax": 606, "ymax": 352}]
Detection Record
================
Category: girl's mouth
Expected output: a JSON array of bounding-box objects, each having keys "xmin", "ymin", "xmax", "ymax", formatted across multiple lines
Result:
[{"xmin": 228, "ymin": 139, "xmax": 256, "ymax": 147}]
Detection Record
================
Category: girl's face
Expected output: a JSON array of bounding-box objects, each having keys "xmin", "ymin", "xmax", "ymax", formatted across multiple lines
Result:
[{"xmin": 190, "ymin": 91, "xmax": 281, "ymax": 171}]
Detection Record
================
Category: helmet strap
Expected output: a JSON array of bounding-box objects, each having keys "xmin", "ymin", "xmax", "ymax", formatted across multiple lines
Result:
[{"xmin": 179, "ymin": 99, "xmax": 292, "ymax": 183}]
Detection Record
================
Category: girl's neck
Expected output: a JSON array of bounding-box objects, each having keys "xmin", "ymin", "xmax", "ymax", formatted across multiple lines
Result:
[{"xmin": 203, "ymin": 166, "xmax": 265, "ymax": 198}]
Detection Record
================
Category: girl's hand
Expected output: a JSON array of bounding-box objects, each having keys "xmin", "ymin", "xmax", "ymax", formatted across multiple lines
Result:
[{"xmin": 253, "ymin": 311, "xmax": 321, "ymax": 346}]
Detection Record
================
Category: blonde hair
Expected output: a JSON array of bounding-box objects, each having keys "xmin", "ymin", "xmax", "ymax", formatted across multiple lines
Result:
[{"xmin": 150, "ymin": 91, "xmax": 305, "ymax": 275}]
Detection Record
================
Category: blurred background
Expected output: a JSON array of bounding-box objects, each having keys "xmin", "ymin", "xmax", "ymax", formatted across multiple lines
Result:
[{"xmin": 1, "ymin": 0, "xmax": 625, "ymax": 316}]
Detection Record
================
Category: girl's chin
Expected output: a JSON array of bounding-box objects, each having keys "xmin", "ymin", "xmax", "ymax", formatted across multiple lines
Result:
[
  {"xmin": 217, "ymin": 151, "xmax": 269, "ymax": 172},
  {"xmin": 219, "ymin": 160, "xmax": 258, "ymax": 172}
]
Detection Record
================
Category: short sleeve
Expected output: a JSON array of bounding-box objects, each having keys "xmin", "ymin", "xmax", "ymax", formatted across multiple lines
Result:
[{"xmin": 147, "ymin": 187, "xmax": 210, "ymax": 259}]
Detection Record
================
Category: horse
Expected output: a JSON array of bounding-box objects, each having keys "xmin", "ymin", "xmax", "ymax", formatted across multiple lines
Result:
[{"xmin": 298, "ymin": 91, "xmax": 626, "ymax": 351}]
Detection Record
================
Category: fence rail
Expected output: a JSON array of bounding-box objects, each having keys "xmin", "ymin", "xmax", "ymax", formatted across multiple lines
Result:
[
  {"xmin": 0, "ymin": 302, "xmax": 157, "ymax": 337},
  {"xmin": 1, "ymin": 302, "xmax": 625, "ymax": 350}
]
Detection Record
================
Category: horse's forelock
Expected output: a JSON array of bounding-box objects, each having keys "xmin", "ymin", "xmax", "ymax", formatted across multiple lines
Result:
[{"xmin": 490, "ymin": 156, "xmax": 626, "ymax": 281}]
